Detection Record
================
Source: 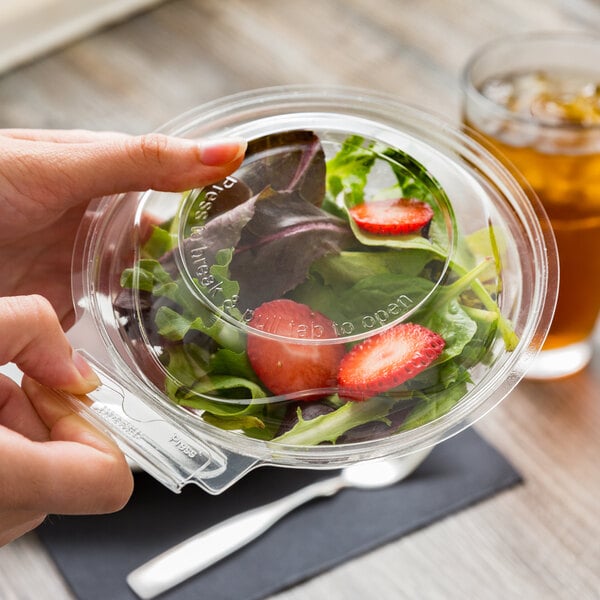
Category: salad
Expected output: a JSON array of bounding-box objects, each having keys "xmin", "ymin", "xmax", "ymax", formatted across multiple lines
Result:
[{"xmin": 117, "ymin": 130, "xmax": 517, "ymax": 446}]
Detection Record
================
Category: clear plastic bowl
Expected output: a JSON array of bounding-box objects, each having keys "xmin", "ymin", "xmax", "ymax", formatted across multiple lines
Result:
[{"xmin": 65, "ymin": 86, "xmax": 558, "ymax": 493}]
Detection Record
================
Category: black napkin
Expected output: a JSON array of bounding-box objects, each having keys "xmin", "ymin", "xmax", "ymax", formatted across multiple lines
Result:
[{"xmin": 37, "ymin": 428, "xmax": 520, "ymax": 600}]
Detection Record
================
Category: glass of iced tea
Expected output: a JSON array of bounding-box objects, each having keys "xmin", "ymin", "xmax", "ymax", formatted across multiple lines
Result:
[{"xmin": 461, "ymin": 32, "xmax": 600, "ymax": 379}]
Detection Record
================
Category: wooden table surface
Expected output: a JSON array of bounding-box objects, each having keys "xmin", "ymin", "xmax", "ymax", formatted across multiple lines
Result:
[{"xmin": 1, "ymin": 1, "xmax": 600, "ymax": 598}]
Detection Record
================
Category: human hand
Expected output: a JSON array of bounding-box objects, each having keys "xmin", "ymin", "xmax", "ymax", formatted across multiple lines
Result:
[
  {"xmin": 0, "ymin": 293, "xmax": 134, "ymax": 545},
  {"xmin": 0, "ymin": 129, "xmax": 246, "ymax": 545},
  {"xmin": 0, "ymin": 128, "xmax": 246, "ymax": 326}
]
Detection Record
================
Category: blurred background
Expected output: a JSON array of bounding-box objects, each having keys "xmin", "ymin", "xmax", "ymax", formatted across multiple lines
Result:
[{"xmin": 1, "ymin": 0, "xmax": 598, "ymax": 134}]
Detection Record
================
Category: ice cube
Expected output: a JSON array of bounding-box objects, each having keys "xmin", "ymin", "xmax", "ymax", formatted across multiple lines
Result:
[{"xmin": 481, "ymin": 77, "xmax": 514, "ymax": 107}]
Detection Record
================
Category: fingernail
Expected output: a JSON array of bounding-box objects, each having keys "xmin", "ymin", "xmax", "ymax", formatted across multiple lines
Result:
[
  {"xmin": 198, "ymin": 137, "xmax": 247, "ymax": 166},
  {"xmin": 72, "ymin": 351, "xmax": 102, "ymax": 390}
]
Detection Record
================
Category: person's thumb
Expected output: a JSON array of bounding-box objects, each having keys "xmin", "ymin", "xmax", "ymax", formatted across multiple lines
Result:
[{"xmin": 0, "ymin": 295, "xmax": 99, "ymax": 395}]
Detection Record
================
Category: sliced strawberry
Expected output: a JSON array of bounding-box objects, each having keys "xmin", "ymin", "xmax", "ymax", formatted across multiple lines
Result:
[
  {"xmin": 349, "ymin": 198, "xmax": 434, "ymax": 235},
  {"xmin": 247, "ymin": 299, "xmax": 345, "ymax": 398},
  {"xmin": 337, "ymin": 323, "xmax": 445, "ymax": 400}
]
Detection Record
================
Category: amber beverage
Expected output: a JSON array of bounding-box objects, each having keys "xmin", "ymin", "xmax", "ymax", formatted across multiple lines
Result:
[{"xmin": 462, "ymin": 33, "xmax": 600, "ymax": 379}]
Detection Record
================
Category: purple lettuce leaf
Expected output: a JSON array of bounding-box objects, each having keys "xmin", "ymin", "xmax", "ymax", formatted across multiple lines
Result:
[
  {"xmin": 163, "ymin": 129, "xmax": 352, "ymax": 309},
  {"xmin": 240, "ymin": 130, "xmax": 326, "ymax": 206},
  {"xmin": 229, "ymin": 186, "xmax": 355, "ymax": 308}
]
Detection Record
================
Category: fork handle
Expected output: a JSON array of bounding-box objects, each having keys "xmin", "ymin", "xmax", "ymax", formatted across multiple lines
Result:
[{"xmin": 127, "ymin": 474, "xmax": 345, "ymax": 599}]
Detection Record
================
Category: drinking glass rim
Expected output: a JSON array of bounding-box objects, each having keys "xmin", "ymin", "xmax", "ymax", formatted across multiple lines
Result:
[{"xmin": 461, "ymin": 30, "xmax": 600, "ymax": 132}]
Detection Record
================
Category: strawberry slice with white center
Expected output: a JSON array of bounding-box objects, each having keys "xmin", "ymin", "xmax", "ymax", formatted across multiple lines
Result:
[
  {"xmin": 338, "ymin": 323, "xmax": 445, "ymax": 400},
  {"xmin": 349, "ymin": 197, "xmax": 434, "ymax": 235},
  {"xmin": 247, "ymin": 299, "xmax": 345, "ymax": 398}
]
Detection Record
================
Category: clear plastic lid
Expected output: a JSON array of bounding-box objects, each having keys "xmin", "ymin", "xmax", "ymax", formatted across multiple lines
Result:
[{"xmin": 70, "ymin": 86, "xmax": 557, "ymax": 480}]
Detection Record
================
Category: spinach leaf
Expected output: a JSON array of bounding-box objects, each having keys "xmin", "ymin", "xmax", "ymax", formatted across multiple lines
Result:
[
  {"xmin": 288, "ymin": 252, "xmax": 437, "ymax": 331},
  {"xmin": 324, "ymin": 135, "xmax": 377, "ymax": 211},
  {"xmin": 423, "ymin": 299, "xmax": 478, "ymax": 362},
  {"xmin": 164, "ymin": 344, "xmax": 267, "ymax": 412},
  {"xmin": 273, "ymin": 395, "xmax": 398, "ymax": 445},
  {"xmin": 141, "ymin": 225, "xmax": 177, "ymax": 259},
  {"xmin": 157, "ymin": 314, "xmax": 272, "ymax": 432},
  {"xmin": 310, "ymin": 249, "xmax": 433, "ymax": 284},
  {"xmin": 399, "ymin": 363, "xmax": 470, "ymax": 431},
  {"xmin": 335, "ymin": 273, "xmax": 435, "ymax": 325}
]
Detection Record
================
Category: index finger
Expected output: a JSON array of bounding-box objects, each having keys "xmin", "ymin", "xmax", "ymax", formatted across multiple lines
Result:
[{"xmin": 0, "ymin": 128, "xmax": 130, "ymax": 143}]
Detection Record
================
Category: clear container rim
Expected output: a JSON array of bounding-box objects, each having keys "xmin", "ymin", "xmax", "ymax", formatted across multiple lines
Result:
[{"xmin": 74, "ymin": 84, "xmax": 558, "ymax": 464}]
